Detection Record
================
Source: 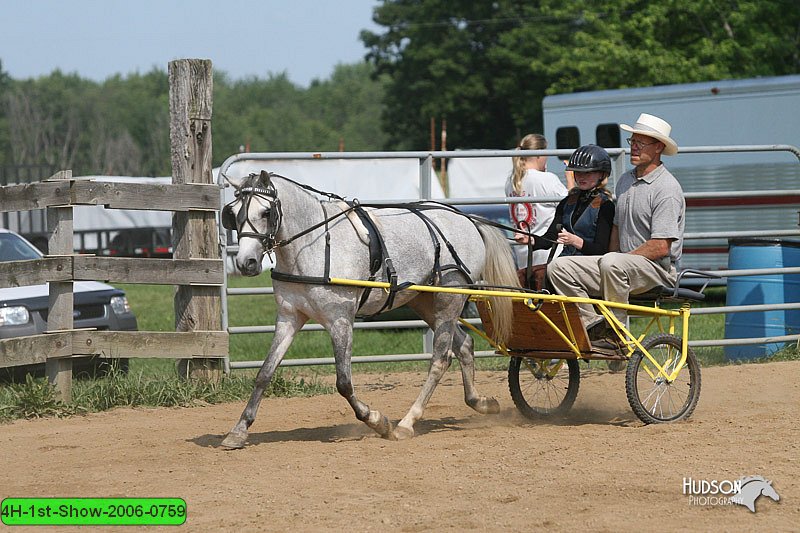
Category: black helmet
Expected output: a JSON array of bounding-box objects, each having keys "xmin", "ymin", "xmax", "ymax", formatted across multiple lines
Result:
[{"xmin": 566, "ymin": 144, "xmax": 611, "ymax": 174}]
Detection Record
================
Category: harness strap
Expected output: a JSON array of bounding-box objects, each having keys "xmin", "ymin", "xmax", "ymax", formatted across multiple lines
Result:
[
  {"xmin": 348, "ymin": 202, "xmax": 382, "ymax": 311},
  {"xmin": 410, "ymin": 207, "xmax": 474, "ymax": 283},
  {"xmin": 323, "ymin": 203, "xmax": 332, "ymax": 284},
  {"xmin": 339, "ymin": 200, "xmax": 400, "ymax": 316},
  {"xmin": 273, "ymin": 205, "xmax": 354, "ymax": 249},
  {"xmin": 351, "ymin": 204, "xmax": 383, "ymax": 276},
  {"xmin": 410, "ymin": 209, "xmax": 442, "ymax": 284},
  {"xmin": 368, "ymin": 218, "xmax": 399, "ymax": 314},
  {"xmin": 270, "ymin": 270, "xmax": 329, "ymax": 285}
]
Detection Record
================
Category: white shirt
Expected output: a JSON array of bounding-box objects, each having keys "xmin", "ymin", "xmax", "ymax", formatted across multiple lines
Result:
[{"xmin": 505, "ymin": 168, "xmax": 568, "ymax": 267}]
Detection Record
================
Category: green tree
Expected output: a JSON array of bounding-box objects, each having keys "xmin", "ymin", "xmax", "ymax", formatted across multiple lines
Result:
[
  {"xmin": 362, "ymin": 0, "xmax": 800, "ymax": 150},
  {"xmin": 362, "ymin": 0, "xmax": 525, "ymax": 150},
  {"xmin": 95, "ymin": 69, "xmax": 170, "ymax": 176},
  {"xmin": 213, "ymin": 64, "xmax": 387, "ymax": 162},
  {"xmin": 3, "ymin": 71, "xmax": 98, "ymax": 171},
  {"xmin": 0, "ymin": 60, "xmax": 11, "ymax": 167},
  {"xmin": 305, "ymin": 62, "xmax": 389, "ymax": 151},
  {"xmin": 213, "ymin": 72, "xmax": 320, "ymax": 158},
  {"xmin": 0, "ymin": 62, "xmax": 386, "ymax": 176}
]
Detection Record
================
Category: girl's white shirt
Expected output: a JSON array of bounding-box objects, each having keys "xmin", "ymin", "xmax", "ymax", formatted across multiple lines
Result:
[{"xmin": 505, "ymin": 168, "xmax": 568, "ymax": 267}]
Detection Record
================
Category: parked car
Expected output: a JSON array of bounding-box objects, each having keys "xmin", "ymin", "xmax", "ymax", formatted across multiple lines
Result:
[
  {"xmin": 0, "ymin": 229, "xmax": 138, "ymax": 379},
  {"xmin": 105, "ymin": 227, "xmax": 173, "ymax": 258},
  {"xmin": 457, "ymin": 203, "xmax": 514, "ymax": 237}
]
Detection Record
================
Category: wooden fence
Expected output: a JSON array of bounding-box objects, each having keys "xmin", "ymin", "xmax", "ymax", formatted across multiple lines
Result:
[{"xmin": 0, "ymin": 59, "xmax": 226, "ymax": 401}]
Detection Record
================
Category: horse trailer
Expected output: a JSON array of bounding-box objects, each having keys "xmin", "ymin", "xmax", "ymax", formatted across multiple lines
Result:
[{"xmin": 542, "ymin": 74, "xmax": 800, "ymax": 271}]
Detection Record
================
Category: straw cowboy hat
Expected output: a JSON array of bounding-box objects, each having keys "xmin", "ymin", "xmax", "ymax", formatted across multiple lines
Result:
[{"xmin": 620, "ymin": 113, "xmax": 678, "ymax": 156}]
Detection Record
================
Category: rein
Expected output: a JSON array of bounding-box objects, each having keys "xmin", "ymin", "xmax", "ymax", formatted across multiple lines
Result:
[{"xmin": 224, "ymin": 171, "xmax": 550, "ymax": 252}]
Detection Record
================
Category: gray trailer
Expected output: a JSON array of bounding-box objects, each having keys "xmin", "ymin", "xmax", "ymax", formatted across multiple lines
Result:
[{"xmin": 542, "ymin": 75, "xmax": 800, "ymax": 270}]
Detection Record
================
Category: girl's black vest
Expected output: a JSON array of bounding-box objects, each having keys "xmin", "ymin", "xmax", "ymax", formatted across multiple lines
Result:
[{"xmin": 560, "ymin": 189, "xmax": 611, "ymax": 256}]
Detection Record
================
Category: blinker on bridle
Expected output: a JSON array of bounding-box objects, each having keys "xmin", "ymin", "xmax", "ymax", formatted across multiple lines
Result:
[{"xmin": 222, "ymin": 175, "xmax": 283, "ymax": 255}]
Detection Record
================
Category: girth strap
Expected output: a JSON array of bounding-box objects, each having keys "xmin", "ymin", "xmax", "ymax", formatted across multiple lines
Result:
[
  {"xmin": 351, "ymin": 204, "xmax": 383, "ymax": 276},
  {"xmin": 347, "ymin": 201, "xmax": 399, "ymax": 315}
]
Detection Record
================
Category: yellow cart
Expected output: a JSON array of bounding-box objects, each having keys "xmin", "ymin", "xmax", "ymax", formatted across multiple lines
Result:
[
  {"xmin": 330, "ymin": 277, "xmax": 703, "ymax": 425},
  {"xmin": 464, "ymin": 288, "xmax": 702, "ymax": 424}
]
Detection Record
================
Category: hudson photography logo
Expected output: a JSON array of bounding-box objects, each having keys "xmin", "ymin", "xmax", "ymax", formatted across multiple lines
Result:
[{"xmin": 683, "ymin": 475, "xmax": 781, "ymax": 512}]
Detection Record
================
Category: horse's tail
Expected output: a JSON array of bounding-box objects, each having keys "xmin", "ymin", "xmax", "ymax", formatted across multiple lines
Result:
[{"xmin": 476, "ymin": 222, "xmax": 520, "ymax": 345}]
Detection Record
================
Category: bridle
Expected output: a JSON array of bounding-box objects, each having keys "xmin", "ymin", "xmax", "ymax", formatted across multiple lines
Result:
[
  {"xmin": 221, "ymin": 172, "xmax": 354, "ymax": 258},
  {"xmin": 221, "ymin": 178, "xmax": 283, "ymax": 253},
  {"xmin": 223, "ymin": 171, "xmax": 557, "ymax": 252}
]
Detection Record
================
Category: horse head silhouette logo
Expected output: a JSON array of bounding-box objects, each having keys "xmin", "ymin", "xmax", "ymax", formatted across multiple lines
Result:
[{"xmin": 731, "ymin": 476, "xmax": 780, "ymax": 513}]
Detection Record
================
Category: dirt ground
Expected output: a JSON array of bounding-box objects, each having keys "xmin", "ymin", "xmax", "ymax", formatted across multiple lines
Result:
[{"xmin": 1, "ymin": 360, "xmax": 798, "ymax": 532}]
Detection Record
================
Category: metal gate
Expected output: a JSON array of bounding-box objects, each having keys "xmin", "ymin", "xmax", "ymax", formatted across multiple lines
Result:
[{"xmin": 217, "ymin": 146, "xmax": 800, "ymax": 372}]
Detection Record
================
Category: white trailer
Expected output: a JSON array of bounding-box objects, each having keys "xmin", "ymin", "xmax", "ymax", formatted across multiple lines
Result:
[{"xmin": 542, "ymin": 74, "xmax": 800, "ymax": 270}]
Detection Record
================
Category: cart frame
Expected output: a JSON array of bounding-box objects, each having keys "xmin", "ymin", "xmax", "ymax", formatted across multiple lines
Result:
[{"xmin": 329, "ymin": 277, "xmax": 702, "ymax": 424}]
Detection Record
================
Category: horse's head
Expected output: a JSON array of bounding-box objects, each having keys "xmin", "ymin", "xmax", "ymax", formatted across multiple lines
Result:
[
  {"xmin": 734, "ymin": 476, "xmax": 781, "ymax": 512},
  {"xmin": 221, "ymin": 170, "xmax": 282, "ymax": 276},
  {"xmin": 760, "ymin": 480, "xmax": 780, "ymax": 502}
]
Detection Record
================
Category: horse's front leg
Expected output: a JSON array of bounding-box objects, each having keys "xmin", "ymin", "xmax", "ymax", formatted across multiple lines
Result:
[
  {"xmin": 221, "ymin": 312, "xmax": 306, "ymax": 449},
  {"xmin": 329, "ymin": 317, "xmax": 394, "ymax": 439}
]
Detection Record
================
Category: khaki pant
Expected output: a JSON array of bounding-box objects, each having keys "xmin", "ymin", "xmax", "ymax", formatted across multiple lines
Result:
[{"xmin": 547, "ymin": 252, "xmax": 677, "ymax": 326}]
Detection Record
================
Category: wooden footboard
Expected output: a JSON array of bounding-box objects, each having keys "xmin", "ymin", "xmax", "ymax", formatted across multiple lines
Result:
[{"xmin": 475, "ymin": 298, "xmax": 592, "ymax": 355}]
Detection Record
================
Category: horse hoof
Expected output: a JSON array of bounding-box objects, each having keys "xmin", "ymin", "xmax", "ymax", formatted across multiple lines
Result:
[
  {"xmin": 392, "ymin": 425, "xmax": 415, "ymax": 441},
  {"xmin": 469, "ymin": 396, "xmax": 501, "ymax": 414},
  {"xmin": 220, "ymin": 430, "xmax": 247, "ymax": 450},
  {"xmin": 367, "ymin": 411, "xmax": 394, "ymax": 439}
]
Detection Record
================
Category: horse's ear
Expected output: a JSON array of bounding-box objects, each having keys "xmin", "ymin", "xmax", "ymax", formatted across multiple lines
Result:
[
  {"xmin": 224, "ymin": 174, "xmax": 244, "ymax": 191},
  {"xmin": 259, "ymin": 170, "xmax": 271, "ymax": 187}
]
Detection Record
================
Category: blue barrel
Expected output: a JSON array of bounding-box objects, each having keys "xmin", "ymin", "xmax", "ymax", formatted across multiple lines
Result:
[{"xmin": 724, "ymin": 239, "xmax": 800, "ymax": 360}]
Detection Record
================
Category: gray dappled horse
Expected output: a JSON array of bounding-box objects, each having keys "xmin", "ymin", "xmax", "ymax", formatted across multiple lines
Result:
[{"xmin": 220, "ymin": 171, "xmax": 519, "ymax": 448}]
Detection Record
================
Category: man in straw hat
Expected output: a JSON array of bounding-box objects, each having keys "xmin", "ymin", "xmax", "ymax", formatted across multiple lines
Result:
[{"xmin": 547, "ymin": 113, "xmax": 685, "ymax": 352}]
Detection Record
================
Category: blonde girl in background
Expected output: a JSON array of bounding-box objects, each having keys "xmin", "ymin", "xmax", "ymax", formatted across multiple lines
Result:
[{"xmin": 505, "ymin": 133, "xmax": 574, "ymax": 267}]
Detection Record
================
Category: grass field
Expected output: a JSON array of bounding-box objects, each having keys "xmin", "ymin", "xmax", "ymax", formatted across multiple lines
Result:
[
  {"xmin": 1, "ymin": 274, "xmax": 796, "ymax": 422},
  {"xmin": 117, "ymin": 272, "xmax": 434, "ymax": 377},
  {"xmin": 118, "ymin": 275, "xmax": 797, "ymax": 375}
]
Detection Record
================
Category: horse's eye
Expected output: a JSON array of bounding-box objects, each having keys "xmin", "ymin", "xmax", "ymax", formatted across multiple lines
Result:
[{"xmin": 260, "ymin": 208, "xmax": 271, "ymax": 220}]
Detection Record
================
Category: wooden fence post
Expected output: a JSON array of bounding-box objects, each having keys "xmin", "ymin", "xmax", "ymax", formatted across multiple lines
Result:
[
  {"xmin": 169, "ymin": 59, "xmax": 222, "ymax": 380},
  {"xmin": 45, "ymin": 170, "xmax": 74, "ymax": 400}
]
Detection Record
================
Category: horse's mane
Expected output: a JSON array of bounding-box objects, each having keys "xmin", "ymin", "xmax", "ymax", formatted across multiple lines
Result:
[{"xmin": 740, "ymin": 475, "xmax": 768, "ymax": 486}]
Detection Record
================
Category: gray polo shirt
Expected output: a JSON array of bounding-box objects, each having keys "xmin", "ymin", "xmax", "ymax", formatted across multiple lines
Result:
[{"xmin": 614, "ymin": 164, "xmax": 685, "ymax": 267}]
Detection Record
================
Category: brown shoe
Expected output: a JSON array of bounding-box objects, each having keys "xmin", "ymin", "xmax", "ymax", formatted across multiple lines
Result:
[
  {"xmin": 587, "ymin": 320, "xmax": 611, "ymax": 341},
  {"xmin": 592, "ymin": 337, "xmax": 623, "ymax": 354}
]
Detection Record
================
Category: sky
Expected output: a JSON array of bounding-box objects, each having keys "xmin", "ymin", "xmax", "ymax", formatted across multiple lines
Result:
[{"xmin": 0, "ymin": 0, "xmax": 382, "ymax": 87}]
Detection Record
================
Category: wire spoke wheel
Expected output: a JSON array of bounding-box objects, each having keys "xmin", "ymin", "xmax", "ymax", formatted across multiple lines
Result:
[
  {"xmin": 625, "ymin": 334, "xmax": 701, "ymax": 424},
  {"xmin": 508, "ymin": 357, "xmax": 580, "ymax": 418}
]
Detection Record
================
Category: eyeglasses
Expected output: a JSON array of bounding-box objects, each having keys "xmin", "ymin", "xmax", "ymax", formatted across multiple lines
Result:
[{"xmin": 626, "ymin": 137, "xmax": 659, "ymax": 149}]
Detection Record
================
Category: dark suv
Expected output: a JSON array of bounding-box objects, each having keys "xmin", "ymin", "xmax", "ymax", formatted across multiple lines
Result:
[
  {"xmin": 106, "ymin": 227, "xmax": 172, "ymax": 258},
  {"xmin": 0, "ymin": 229, "xmax": 138, "ymax": 379}
]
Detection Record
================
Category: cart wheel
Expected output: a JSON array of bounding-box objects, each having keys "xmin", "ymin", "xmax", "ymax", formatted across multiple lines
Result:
[
  {"xmin": 508, "ymin": 357, "xmax": 580, "ymax": 418},
  {"xmin": 625, "ymin": 334, "xmax": 701, "ymax": 424}
]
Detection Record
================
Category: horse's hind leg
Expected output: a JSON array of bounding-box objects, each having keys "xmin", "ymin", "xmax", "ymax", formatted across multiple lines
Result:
[
  {"xmin": 453, "ymin": 326, "xmax": 500, "ymax": 414},
  {"xmin": 395, "ymin": 320, "xmax": 455, "ymax": 440},
  {"xmin": 394, "ymin": 294, "xmax": 463, "ymax": 440},
  {"xmin": 221, "ymin": 313, "xmax": 305, "ymax": 449},
  {"xmin": 328, "ymin": 317, "xmax": 394, "ymax": 439}
]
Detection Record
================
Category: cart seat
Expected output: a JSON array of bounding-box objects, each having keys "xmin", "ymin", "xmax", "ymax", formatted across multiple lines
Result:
[
  {"xmin": 629, "ymin": 268, "xmax": 721, "ymax": 303},
  {"xmin": 631, "ymin": 285, "xmax": 706, "ymax": 303}
]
